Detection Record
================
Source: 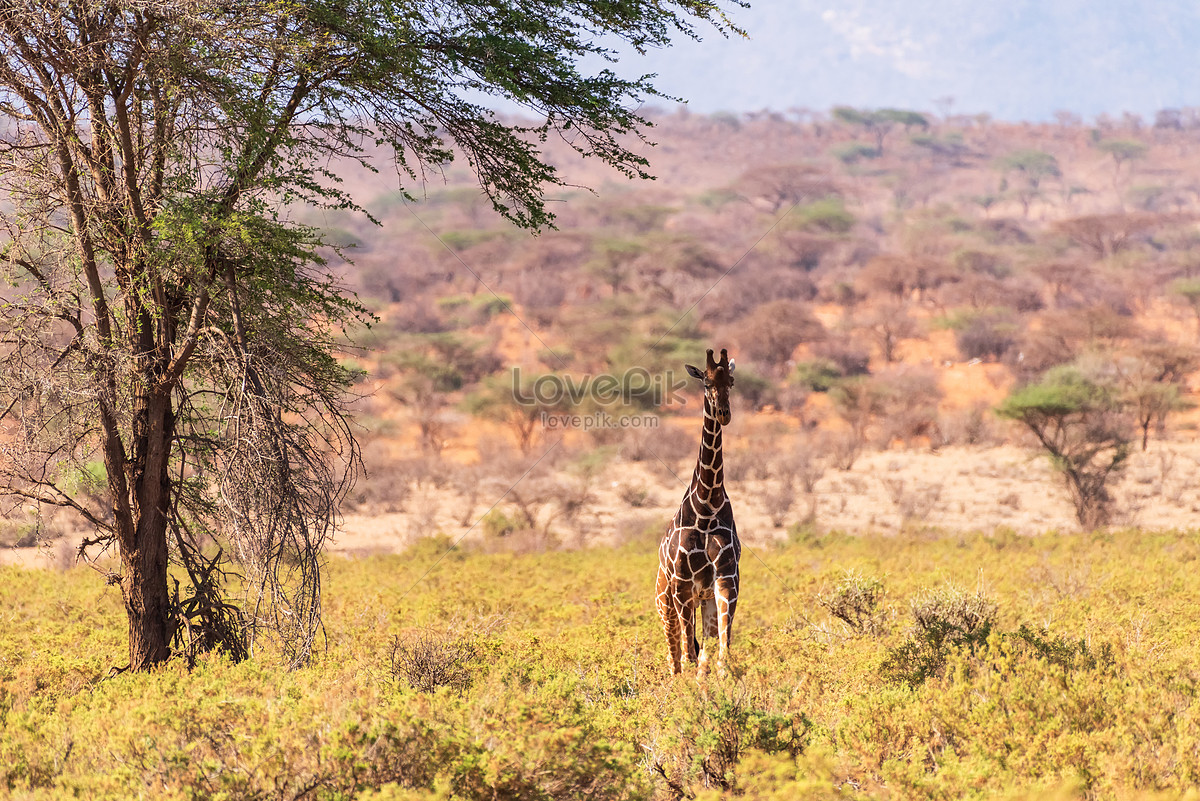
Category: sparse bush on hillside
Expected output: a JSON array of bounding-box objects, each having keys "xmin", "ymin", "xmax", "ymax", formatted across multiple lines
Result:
[
  {"xmin": 593, "ymin": 200, "xmax": 676, "ymax": 233},
  {"xmin": 481, "ymin": 508, "xmax": 530, "ymax": 538},
  {"xmin": 762, "ymin": 458, "xmax": 801, "ymax": 528},
  {"xmin": 791, "ymin": 197, "xmax": 855, "ymax": 234},
  {"xmin": 856, "ymin": 300, "xmax": 920, "ymax": 363},
  {"xmin": 775, "ymin": 229, "xmax": 839, "ymax": 271},
  {"xmin": 829, "ymin": 376, "xmax": 889, "ymax": 454},
  {"xmin": 512, "ymin": 271, "xmax": 569, "ymax": 326},
  {"xmin": 833, "ymin": 106, "xmax": 927, "ymax": 155},
  {"xmin": 584, "ymin": 236, "xmax": 645, "ymax": 296},
  {"xmin": 621, "ymin": 424, "xmax": 695, "ymax": 473},
  {"xmin": 941, "ymin": 401, "xmax": 999, "ymax": 446},
  {"xmin": 347, "ymin": 440, "xmax": 412, "ymax": 513},
  {"xmin": 437, "ymin": 293, "xmax": 513, "ymax": 327},
  {"xmin": 831, "ymin": 141, "xmax": 879, "ymax": 164},
  {"xmin": 438, "ymin": 228, "xmax": 514, "ymax": 253},
  {"xmin": 811, "ymin": 337, "xmax": 871, "ymax": 378},
  {"xmin": 1054, "ymin": 212, "xmax": 1160, "ymax": 259},
  {"xmin": 727, "ymin": 369, "xmax": 777, "ymax": 413},
  {"xmin": 390, "ymin": 298, "xmax": 450, "ymax": 333},
  {"xmin": 881, "ymin": 477, "xmax": 944, "ymax": 528},
  {"xmin": 0, "ymin": 518, "xmax": 39, "ymax": 548},
  {"xmin": 827, "ymin": 429, "xmax": 865, "ymax": 471},
  {"xmin": 612, "ymin": 512, "xmax": 664, "ymax": 549},
  {"xmin": 728, "ymin": 299, "xmax": 825, "ymax": 373},
  {"xmin": 793, "ymin": 358, "xmax": 843, "ymax": 392},
  {"xmin": 463, "ymin": 372, "xmax": 567, "ymax": 453},
  {"xmin": 736, "ymin": 163, "xmax": 839, "ymax": 212},
  {"xmin": 1170, "ymin": 276, "xmax": 1200, "ymax": 337},
  {"xmin": 954, "ymin": 311, "xmax": 1020, "ymax": 362},
  {"xmin": 1011, "ymin": 306, "xmax": 1140, "ymax": 377},
  {"xmin": 449, "ymin": 464, "xmax": 486, "ymax": 526},
  {"xmin": 632, "ymin": 234, "xmax": 724, "ymax": 304},
  {"xmin": 706, "ymin": 259, "xmax": 818, "ymax": 322},
  {"xmin": 389, "ymin": 374, "xmax": 453, "ymax": 455},
  {"xmin": 874, "ymin": 365, "xmax": 943, "ymax": 448}
]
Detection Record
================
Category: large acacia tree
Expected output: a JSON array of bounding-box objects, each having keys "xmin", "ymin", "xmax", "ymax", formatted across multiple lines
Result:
[{"xmin": 0, "ymin": 1, "xmax": 741, "ymax": 671}]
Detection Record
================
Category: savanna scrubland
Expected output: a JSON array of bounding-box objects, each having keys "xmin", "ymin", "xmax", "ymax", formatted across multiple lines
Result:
[
  {"xmin": 10, "ymin": 107, "xmax": 1200, "ymax": 798},
  {"xmin": 6, "ymin": 529, "xmax": 1200, "ymax": 798}
]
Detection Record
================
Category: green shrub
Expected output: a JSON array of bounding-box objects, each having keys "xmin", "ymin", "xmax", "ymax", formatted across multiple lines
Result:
[
  {"xmin": 817, "ymin": 570, "xmax": 887, "ymax": 635},
  {"xmin": 651, "ymin": 687, "xmax": 810, "ymax": 799},
  {"xmin": 831, "ymin": 142, "xmax": 880, "ymax": 164},
  {"xmin": 1006, "ymin": 624, "xmax": 1116, "ymax": 675},
  {"xmin": 793, "ymin": 197, "xmax": 855, "ymax": 234},
  {"xmin": 480, "ymin": 509, "xmax": 529, "ymax": 538},
  {"xmin": 793, "ymin": 359, "xmax": 843, "ymax": 392},
  {"xmin": 882, "ymin": 585, "xmax": 997, "ymax": 686},
  {"xmin": 390, "ymin": 630, "xmax": 481, "ymax": 693}
]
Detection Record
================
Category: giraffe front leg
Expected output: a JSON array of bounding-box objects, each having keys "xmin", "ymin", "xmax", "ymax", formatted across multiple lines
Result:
[
  {"xmin": 656, "ymin": 571, "xmax": 682, "ymax": 676},
  {"xmin": 715, "ymin": 574, "xmax": 739, "ymax": 679}
]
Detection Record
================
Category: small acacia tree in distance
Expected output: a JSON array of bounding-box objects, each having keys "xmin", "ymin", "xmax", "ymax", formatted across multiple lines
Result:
[
  {"xmin": 832, "ymin": 107, "xmax": 928, "ymax": 155},
  {"xmin": 1115, "ymin": 342, "xmax": 1198, "ymax": 450},
  {"xmin": 996, "ymin": 366, "xmax": 1133, "ymax": 530},
  {"xmin": 0, "ymin": 1, "xmax": 743, "ymax": 671},
  {"xmin": 996, "ymin": 149, "xmax": 1061, "ymax": 216},
  {"xmin": 1095, "ymin": 138, "xmax": 1148, "ymax": 187}
]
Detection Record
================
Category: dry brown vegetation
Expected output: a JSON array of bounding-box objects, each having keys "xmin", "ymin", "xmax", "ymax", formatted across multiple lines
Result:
[
  {"xmin": 310, "ymin": 109, "xmax": 1200, "ymax": 545},
  {"xmin": 11, "ymin": 108, "xmax": 1200, "ymax": 562}
]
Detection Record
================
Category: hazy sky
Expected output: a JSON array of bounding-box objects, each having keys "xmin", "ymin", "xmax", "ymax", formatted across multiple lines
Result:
[{"xmin": 616, "ymin": 0, "xmax": 1200, "ymax": 122}]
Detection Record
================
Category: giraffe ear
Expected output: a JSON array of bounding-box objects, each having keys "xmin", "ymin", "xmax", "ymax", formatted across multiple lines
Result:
[
  {"xmin": 728, "ymin": 358, "xmax": 735, "ymax": 374},
  {"xmin": 685, "ymin": 364, "xmax": 705, "ymax": 381}
]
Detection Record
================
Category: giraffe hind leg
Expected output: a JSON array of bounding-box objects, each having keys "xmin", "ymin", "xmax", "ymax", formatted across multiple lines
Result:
[
  {"xmin": 679, "ymin": 599, "xmax": 699, "ymax": 665},
  {"xmin": 697, "ymin": 597, "xmax": 718, "ymax": 677},
  {"xmin": 701, "ymin": 597, "xmax": 719, "ymax": 638},
  {"xmin": 716, "ymin": 575, "xmax": 739, "ymax": 679},
  {"xmin": 656, "ymin": 571, "xmax": 683, "ymax": 676}
]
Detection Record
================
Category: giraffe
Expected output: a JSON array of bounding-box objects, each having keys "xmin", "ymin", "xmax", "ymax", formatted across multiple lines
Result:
[{"xmin": 655, "ymin": 348, "xmax": 741, "ymax": 678}]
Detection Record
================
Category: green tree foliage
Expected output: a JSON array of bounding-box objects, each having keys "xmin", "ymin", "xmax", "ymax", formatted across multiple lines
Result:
[
  {"xmin": 996, "ymin": 366, "xmax": 1133, "ymax": 529},
  {"xmin": 463, "ymin": 371, "xmax": 576, "ymax": 454},
  {"xmin": 996, "ymin": 149, "xmax": 1061, "ymax": 215},
  {"xmin": 585, "ymin": 237, "xmax": 646, "ymax": 296},
  {"xmin": 0, "ymin": 1, "xmax": 741, "ymax": 671},
  {"xmin": 831, "ymin": 141, "xmax": 880, "ymax": 165},
  {"xmin": 1095, "ymin": 138, "xmax": 1148, "ymax": 174},
  {"xmin": 1114, "ymin": 343, "xmax": 1198, "ymax": 450},
  {"xmin": 832, "ymin": 106, "xmax": 928, "ymax": 155},
  {"xmin": 791, "ymin": 198, "xmax": 856, "ymax": 234}
]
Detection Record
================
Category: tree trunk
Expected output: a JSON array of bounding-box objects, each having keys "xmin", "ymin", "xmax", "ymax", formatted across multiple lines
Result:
[
  {"xmin": 120, "ymin": 386, "xmax": 176, "ymax": 670},
  {"xmin": 121, "ymin": 517, "xmax": 171, "ymax": 670}
]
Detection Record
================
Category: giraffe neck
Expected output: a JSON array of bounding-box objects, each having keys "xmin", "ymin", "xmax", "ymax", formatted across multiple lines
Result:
[{"xmin": 689, "ymin": 393, "xmax": 725, "ymax": 508}]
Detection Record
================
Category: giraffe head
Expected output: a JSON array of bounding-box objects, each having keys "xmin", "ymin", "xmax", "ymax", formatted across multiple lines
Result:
[{"xmin": 685, "ymin": 348, "xmax": 735, "ymax": 425}]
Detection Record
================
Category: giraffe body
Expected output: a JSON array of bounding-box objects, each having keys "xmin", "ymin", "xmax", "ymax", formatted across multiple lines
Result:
[{"xmin": 656, "ymin": 348, "xmax": 741, "ymax": 678}]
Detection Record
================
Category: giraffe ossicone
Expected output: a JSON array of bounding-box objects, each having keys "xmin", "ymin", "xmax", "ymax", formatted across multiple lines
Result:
[{"xmin": 655, "ymin": 347, "xmax": 741, "ymax": 679}]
